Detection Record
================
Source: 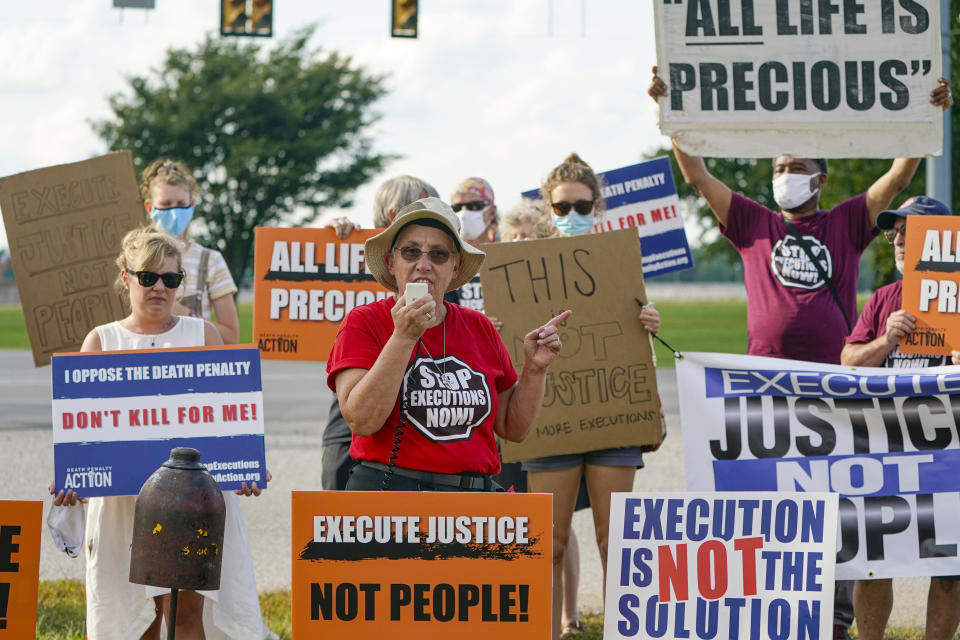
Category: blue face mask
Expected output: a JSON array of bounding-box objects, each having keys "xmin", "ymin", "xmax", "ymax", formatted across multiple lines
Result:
[
  {"xmin": 150, "ymin": 205, "xmax": 195, "ymax": 237},
  {"xmin": 552, "ymin": 211, "xmax": 593, "ymax": 237}
]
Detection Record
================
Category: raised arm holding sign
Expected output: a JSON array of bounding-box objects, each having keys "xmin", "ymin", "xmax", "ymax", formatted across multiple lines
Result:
[{"xmin": 648, "ymin": 68, "xmax": 950, "ymax": 367}]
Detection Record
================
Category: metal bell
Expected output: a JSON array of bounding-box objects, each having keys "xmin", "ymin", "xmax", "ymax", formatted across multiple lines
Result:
[{"xmin": 129, "ymin": 447, "xmax": 226, "ymax": 590}]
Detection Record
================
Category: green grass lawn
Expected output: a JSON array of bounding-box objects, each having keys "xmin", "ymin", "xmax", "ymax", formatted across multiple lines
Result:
[
  {"xmin": 651, "ymin": 299, "xmax": 747, "ymax": 368},
  {"xmin": 33, "ymin": 580, "xmax": 946, "ymax": 638},
  {"xmin": 1, "ymin": 301, "xmax": 743, "ymax": 367}
]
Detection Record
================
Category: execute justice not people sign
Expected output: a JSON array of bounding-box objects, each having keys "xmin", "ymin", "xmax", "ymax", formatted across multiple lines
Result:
[
  {"xmin": 654, "ymin": 0, "xmax": 942, "ymax": 158},
  {"xmin": 291, "ymin": 491, "xmax": 551, "ymax": 638},
  {"xmin": 480, "ymin": 229, "xmax": 662, "ymax": 462}
]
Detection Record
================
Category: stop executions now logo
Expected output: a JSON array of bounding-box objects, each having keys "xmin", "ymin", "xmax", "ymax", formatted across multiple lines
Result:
[
  {"xmin": 771, "ymin": 235, "xmax": 833, "ymax": 290},
  {"xmin": 402, "ymin": 356, "xmax": 492, "ymax": 442}
]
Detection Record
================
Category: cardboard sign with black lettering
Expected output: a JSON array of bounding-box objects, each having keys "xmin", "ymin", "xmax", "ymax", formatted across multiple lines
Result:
[
  {"xmin": 900, "ymin": 214, "xmax": 960, "ymax": 355},
  {"xmin": 291, "ymin": 491, "xmax": 551, "ymax": 638},
  {"xmin": 480, "ymin": 229, "xmax": 661, "ymax": 462},
  {"xmin": 252, "ymin": 227, "xmax": 391, "ymax": 361},
  {"xmin": 0, "ymin": 501, "xmax": 42, "ymax": 638},
  {"xmin": 0, "ymin": 152, "xmax": 145, "ymax": 366},
  {"xmin": 654, "ymin": 1, "xmax": 942, "ymax": 158}
]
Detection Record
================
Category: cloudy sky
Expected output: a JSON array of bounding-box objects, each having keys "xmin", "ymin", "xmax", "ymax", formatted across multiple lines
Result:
[{"xmin": 0, "ymin": 0, "xmax": 667, "ymax": 246}]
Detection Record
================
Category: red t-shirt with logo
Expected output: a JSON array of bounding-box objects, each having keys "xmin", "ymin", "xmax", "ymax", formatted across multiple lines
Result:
[
  {"xmin": 722, "ymin": 192, "xmax": 875, "ymax": 364},
  {"xmin": 326, "ymin": 297, "xmax": 518, "ymax": 474},
  {"xmin": 845, "ymin": 280, "xmax": 950, "ymax": 368}
]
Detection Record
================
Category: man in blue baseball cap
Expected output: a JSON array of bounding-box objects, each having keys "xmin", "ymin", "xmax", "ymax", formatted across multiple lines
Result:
[{"xmin": 841, "ymin": 195, "xmax": 960, "ymax": 640}]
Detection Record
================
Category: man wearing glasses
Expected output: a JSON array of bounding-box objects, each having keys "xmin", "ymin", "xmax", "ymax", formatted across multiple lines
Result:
[
  {"xmin": 840, "ymin": 195, "xmax": 960, "ymax": 640},
  {"xmin": 449, "ymin": 177, "xmax": 498, "ymax": 314}
]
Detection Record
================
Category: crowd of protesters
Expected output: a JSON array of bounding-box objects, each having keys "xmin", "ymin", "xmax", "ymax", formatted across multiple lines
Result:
[{"xmin": 40, "ymin": 69, "xmax": 960, "ymax": 639}]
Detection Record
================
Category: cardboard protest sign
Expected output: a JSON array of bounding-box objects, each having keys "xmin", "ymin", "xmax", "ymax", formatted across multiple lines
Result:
[
  {"xmin": 480, "ymin": 230, "xmax": 662, "ymax": 462},
  {"xmin": 678, "ymin": 351, "xmax": 960, "ymax": 580},
  {"xmin": 0, "ymin": 501, "xmax": 42, "ymax": 638},
  {"xmin": 522, "ymin": 157, "xmax": 693, "ymax": 278},
  {"xmin": 900, "ymin": 215, "xmax": 960, "ymax": 355},
  {"xmin": 654, "ymin": 1, "xmax": 943, "ymax": 158},
  {"xmin": 291, "ymin": 491, "xmax": 551, "ymax": 638},
  {"xmin": 605, "ymin": 492, "xmax": 837, "ymax": 640},
  {"xmin": 0, "ymin": 151, "xmax": 145, "ymax": 366},
  {"xmin": 253, "ymin": 227, "xmax": 391, "ymax": 361},
  {"xmin": 51, "ymin": 345, "xmax": 267, "ymax": 496}
]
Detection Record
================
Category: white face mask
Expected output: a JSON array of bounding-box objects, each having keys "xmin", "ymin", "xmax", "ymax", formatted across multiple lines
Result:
[
  {"xmin": 772, "ymin": 172, "xmax": 820, "ymax": 210},
  {"xmin": 459, "ymin": 206, "xmax": 490, "ymax": 241}
]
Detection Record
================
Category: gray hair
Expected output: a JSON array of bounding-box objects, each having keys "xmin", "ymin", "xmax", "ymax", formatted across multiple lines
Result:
[{"xmin": 372, "ymin": 175, "xmax": 439, "ymax": 227}]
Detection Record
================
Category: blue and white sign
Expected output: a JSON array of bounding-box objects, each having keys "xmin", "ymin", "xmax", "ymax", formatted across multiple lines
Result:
[
  {"xmin": 604, "ymin": 491, "xmax": 837, "ymax": 640},
  {"xmin": 51, "ymin": 346, "xmax": 267, "ymax": 497},
  {"xmin": 523, "ymin": 157, "xmax": 693, "ymax": 277},
  {"xmin": 678, "ymin": 352, "xmax": 960, "ymax": 580}
]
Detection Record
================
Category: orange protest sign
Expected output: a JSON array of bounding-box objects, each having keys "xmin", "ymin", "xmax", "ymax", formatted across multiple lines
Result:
[
  {"xmin": 252, "ymin": 227, "xmax": 391, "ymax": 361},
  {"xmin": 900, "ymin": 215, "xmax": 960, "ymax": 355},
  {"xmin": 0, "ymin": 501, "xmax": 42, "ymax": 638},
  {"xmin": 291, "ymin": 491, "xmax": 552, "ymax": 638}
]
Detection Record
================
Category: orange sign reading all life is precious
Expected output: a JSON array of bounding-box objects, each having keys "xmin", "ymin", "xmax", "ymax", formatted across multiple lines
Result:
[
  {"xmin": 901, "ymin": 215, "xmax": 960, "ymax": 355},
  {"xmin": 0, "ymin": 501, "xmax": 43, "ymax": 638},
  {"xmin": 291, "ymin": 491, "xmax": 552, "ymax": 639},
  {"xmin": 252, "ymin": 227, "xmax": 390, "ymax": 361}
]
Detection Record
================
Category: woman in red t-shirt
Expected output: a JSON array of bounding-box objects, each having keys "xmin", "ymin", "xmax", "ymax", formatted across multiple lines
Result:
[{"xmin": 326, "ymin": 197, "xmax": 570, "ymax": 491}]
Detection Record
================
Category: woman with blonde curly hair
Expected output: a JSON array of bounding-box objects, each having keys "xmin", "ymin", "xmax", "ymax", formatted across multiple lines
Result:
[{"xmin": 499, "ymin": 198, "xmax": 561, "ymax": 242}]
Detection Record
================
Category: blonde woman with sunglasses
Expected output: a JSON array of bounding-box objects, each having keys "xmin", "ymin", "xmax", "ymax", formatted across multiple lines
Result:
[{"xmin": 51, "ymin": 228, "xmax": 274, "ymax": 639}]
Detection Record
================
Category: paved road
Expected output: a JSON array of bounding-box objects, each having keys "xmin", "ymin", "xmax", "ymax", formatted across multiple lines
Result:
[{"xmin": 0, "ymin": 349, "xmax": 928, "ymax": 625}]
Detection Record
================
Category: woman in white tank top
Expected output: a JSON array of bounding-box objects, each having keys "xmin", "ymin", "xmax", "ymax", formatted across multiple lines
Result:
[{"xmin": 51, "ymin": 228, "xmax": 273, "ymax": 639}]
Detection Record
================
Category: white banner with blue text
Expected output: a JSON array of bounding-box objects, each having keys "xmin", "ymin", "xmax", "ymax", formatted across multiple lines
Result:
[
  {"xmin": 604, "ymin": 491, "xmax": 837, "ymax": 640},
  {"xmin": 51, "ymin": 345, "xmax": 267, "ymax": 497},
  {"xmin": 678, "ymin": 352, "xmax": 960, "ymax": 580}
]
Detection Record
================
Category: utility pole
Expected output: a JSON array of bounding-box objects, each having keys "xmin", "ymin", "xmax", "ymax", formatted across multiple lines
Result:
[{"xmin": 927, "ymin": 0, "xmax": 952, "ymax": 206}]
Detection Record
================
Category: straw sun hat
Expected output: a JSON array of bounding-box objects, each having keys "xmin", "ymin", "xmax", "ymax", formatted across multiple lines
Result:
[{"xmin": 364, "ymin": 197, "xmax": 486, "ymax": 292}]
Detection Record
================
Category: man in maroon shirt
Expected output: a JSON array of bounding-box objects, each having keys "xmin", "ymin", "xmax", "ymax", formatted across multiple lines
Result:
[
  {"xmin": 842, "ymin": 196, "xmax": 960, "ymax": 640},
  {"xmin": 649, "ymin": 70, "xmax": 952, "ymax": 365},
  {"xmin": 649, "ymin": 70, "xmax": 953, "ymax": 639}
]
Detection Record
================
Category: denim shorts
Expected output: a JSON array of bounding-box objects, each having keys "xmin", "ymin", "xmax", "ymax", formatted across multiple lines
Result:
[{"xmin": 520, "ymin": 446, "xmax": 645, "ymax": 472}]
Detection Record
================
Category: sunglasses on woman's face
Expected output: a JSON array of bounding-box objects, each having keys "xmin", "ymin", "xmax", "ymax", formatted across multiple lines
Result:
[
  {"xmin": 395, "ymin": 246, "xmax": 454, "ymax": 265},
  {"xmin": 551, "ymin": 200, "xmax": 595, "ymax": 216},
  {"xmin": 451, "ymin": 200, "xmax": 488, "ymax": 212},
  {"xmin": 127, "ymin": 269, "xmax": 185, "ymax": 288}
]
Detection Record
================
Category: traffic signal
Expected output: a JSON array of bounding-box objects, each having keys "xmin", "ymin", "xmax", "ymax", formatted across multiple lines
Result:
[
  {"xmin": 221, "ymin": 0, "xmax": 246, "ymax": 34},
  {"xmin": 250, "ymin": 0, "xmax": 273, "ymax": 36},
  {"xmin": 221, "ymin": 0, "xmax": 273, "ymax": 37},
  {"xmin": 391, "ymin": 0, "xmax": 418, "ymax": 38}
]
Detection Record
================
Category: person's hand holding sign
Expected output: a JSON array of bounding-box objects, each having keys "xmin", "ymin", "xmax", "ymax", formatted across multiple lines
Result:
[
  {"xmin": 885, "ymin": 309, "xmax": 917, "ymax": 348},
  {"xmin": 930, "ymin": 77, "xmax": 953, "ymax": 111}
]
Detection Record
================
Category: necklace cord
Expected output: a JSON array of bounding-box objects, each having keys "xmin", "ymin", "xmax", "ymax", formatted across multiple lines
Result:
[{"xmin": 382, "ymin": 314, "xmax": 448, "ymax": 490}]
